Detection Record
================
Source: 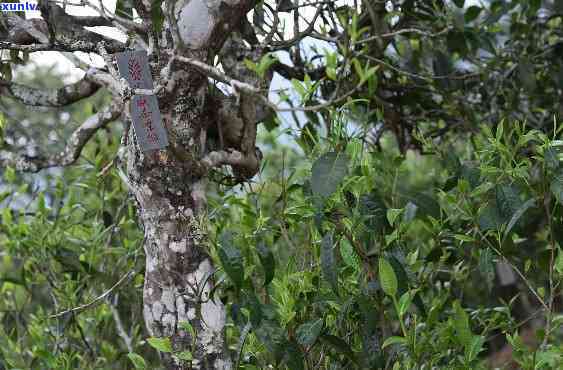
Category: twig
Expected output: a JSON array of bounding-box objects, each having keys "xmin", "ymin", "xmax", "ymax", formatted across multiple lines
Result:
[
  {"xmin": 109, "ymin": 297, "xmax": 134, "ymax": 353},
  {"xmin": 173, "ymin": 53, "xmax": 363, "ymax": 113},
  {"xmin": 542, "ymin": 197, "xmax": 557, "ymax": 348},
  {"xmin": 360, "ymin": 53, "xmax": 480, "ymax": 81},
  {"xmin": 354, "ymin": 27, "xmax": 451, "ymax": 45},
  {"xmin": 49, "ymin": 270, "xmax": 135, "ymax": 318}
]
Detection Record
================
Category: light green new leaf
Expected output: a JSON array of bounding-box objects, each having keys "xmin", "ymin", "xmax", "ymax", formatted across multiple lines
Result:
[
  {"xmin": 382, "ymin": 336, "xmax": 407, "ymax": 349},
  {"xmin": 465, "ymin": 335, "xmax": 485, "ymax": 363},
  {"xmin": 127, "ymin": 353, "xmax": 146, "ymax": 369},
  {"xmin": 147, "ymin": 337, "xmax": 173, "ymax": 353},
  {"xmin": 453, "ymin": 301, "xmax": 473, "ymax": 348},
  {"xmin": 175, "ymin": 351, "xmax": 193, "ymax": 361},
  {"xmin": 398, "ymin": 291, "xmax": 413, "ymax": 317},
  {"xmin": 379, "ymin": 257, "xmax": 398, "ymax": 297},
  {"xmin": 386, "ymin": 208, "xmax": 403, "ymax": 226}
]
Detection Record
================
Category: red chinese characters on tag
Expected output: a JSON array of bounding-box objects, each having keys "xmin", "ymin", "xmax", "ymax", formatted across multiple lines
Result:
[
  {"xmin": 114, "ymin": 51, "xmax": 168, "ymax": 151},
  {"xmin": 128, "ymin": 57, "xmax": 143, "ymax": 83},
  {"xmin": 136, "ymin": 96, "xmax": 158, "ymax": 145}
]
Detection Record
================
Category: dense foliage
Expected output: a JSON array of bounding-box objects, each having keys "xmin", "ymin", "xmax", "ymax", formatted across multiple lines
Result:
[
  {"xmin": 2, "ymin": 111, "xmax": 563, "ymax": 369},
  {"xmin": 1, "ymin": 0, "xmax": 562, "ymax": 369}
]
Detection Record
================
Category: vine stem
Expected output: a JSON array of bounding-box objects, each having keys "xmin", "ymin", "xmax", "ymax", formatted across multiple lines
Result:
[
  {"xmin": 392, "ymin": 295, "xmax": 409, "ymax": 339},
  {"xmin": 542, "ymin": 195, "xmax": 556, "ymax": 348}
]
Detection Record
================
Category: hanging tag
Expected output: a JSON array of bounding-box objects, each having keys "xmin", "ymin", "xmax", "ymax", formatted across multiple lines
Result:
[
  {"xmin": 115, "ymin": 50, "xmax": 154, "ymax": 89},
  {"xmin": 114, "ymin": 50, "xmax": 168, "ymax": 151}
]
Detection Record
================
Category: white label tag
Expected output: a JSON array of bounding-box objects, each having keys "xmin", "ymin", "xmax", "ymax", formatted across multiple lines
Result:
[{"xmin": 114, "ymin": 51, "xmax": 168, "ymax": 151}]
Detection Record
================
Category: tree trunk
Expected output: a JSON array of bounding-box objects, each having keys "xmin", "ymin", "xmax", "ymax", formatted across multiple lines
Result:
[
  {"xmin": 118, "ymin": 0, "xmax": 258, "ymax": 367},
  {"xmin": 125, "ymin": 84, "xmax": 231, "ymax": 369}
]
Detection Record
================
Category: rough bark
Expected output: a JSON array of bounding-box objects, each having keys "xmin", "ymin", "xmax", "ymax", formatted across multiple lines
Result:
[
  {"xmin": 121, "ymin": 1, "xmax": 255, "ymax": 368},
  {"xmin": 124, "ymin": 71, "xmax": 230, "ymax": 368}
]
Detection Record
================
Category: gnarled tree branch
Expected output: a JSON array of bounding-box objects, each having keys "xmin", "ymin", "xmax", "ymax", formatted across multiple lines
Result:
[
  {"xmin": 0, "ymin": 102, "xmax": 122, "ymax": 172},
  {"xmin": 0, "ymin": 40, "xmax": 126, "ymax": 53},
  {"xmin": 0, "ymin": 77, "xmax": 101, "ymax": 107}
]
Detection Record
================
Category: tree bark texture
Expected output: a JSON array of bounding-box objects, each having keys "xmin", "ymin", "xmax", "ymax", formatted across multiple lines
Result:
[{"xmin": 123, "ymin": 0, "xmax": 255, "ymax": 368}]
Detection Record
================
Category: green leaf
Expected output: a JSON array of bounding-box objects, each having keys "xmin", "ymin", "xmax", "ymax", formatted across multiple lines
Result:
[
  {"xmin": 386, "ymin": 208, "xmax": 403, "ymax": 226},
  {"xmin": 243, "ymin": 59, "xmax": 257, "ymax": 71},
  {"xmin": 478, "ymin": 203, "xmax": 504, "ymax": 231},
  {"xmin": 495, "ymin": 184, "xmax": 521, "ymax": 220},
  {"xmin": 151, "ymin": 0, "xmax": 165, "ymax": 34},
  {"xmin": 378, "ymin": 258, "xmax": 398, "ymax": 297},
  {"xmin": 453, "ymin": 301, "xmax": 473, "ymax": 347},
  {"xmin": 242, "ymin": 291, "xmax": 263, "ymax": 328},
  {"xmin": 544, "ymin": 147, "xmax": 560, "ymax": 170},
  {"xmin": 465, "ymin": 6, "xmax": 483, "ymax": 23},
  {"xmin": 454, "ymin": 234, "xmax": 475, "ymax": 242},
  {"xmin": 254, "ymin": 320, "xmax": 286, "ymax": 361},
  {"xmin": 2, "ymin": 206, "xmax": 12, "ymax": 226},
  {"xmin": 550, "ymin": 170, "xmax": 563, "ymax": 204},
  {"xmin": 447, "ymin": 31, "xmax": 468, "ymax": 54},
  {"xmin": 505, "ymin": 197, "xmax": 536, "ymax": 236},
  {"xmin": 326, "ymin": 67, "xmax": 337, "ymax": 81},
  {"xmin": 127, "ymin": 353, "xmax": 146, "ymax": 369},
  {"xmin": 4, "ymin": 166, "xmax": 16, "ymax": 183},
  {"xmin": 465, "ymin": 335, "xmax": 485, "ymax": 362},
  {"xmin": 255, "ymin": 54, "xmax": 278, "ymax": 78},
  {"xmin": 478, "ymin": 248, "xmax": 495, "ymax": 290},
  {"xmin": 555, "ymin": 250, "xmax": 563, "ymax": 275},
  {"xmin": 321, "ymin": 232, "xmax": 338, "ymax": 295},
  {"xmin": 382, "ymin": 336, "xmax": 407, "ymax": 349},
  {"xmin": 386, "ymin": 256, "xmax": 407, "ymax": 295},
  {"xmin": 340, "ymin": 240, "xmax": 360, "ymax": 271},
  {"xmin": 359, "ymin": 192, "xmax": 388, "ymax": 233},
  {"xmin": 283, "ymin": 340, "xmax": 304, "ymax": 370},
  {"xmin": 320, "ymin": 334, "xmax": 357, "ymax": 364},
  {"xmin": 174, "ymin": 351, "xmax": 193, "ymax": 361},
  {"xmin": 37, "ymin": 193, "xmax": 47, "ymax": 215},
  {"xmin": 360, "ymin": 65, "xmax": 379, "ymax": 85},
  {"xmin": 453, "ymin": 0, "xmax": 465, "ymax": 7},
  {"xmin": 311, "ymin": 151, "xmax": 349, "ymax": 206},
  {"xmin": 0, "ymin": 63, "xmax": 12, "ymax": 81},
  {"xmin": 398, "ymin": 291, "xmax": 413, "ymax": 317},
  {"xmin": 296, "ymin": 319, "xmax": 323, "ymax": 347},
  {"xmin": 179, "ymin": 321, "xmax": 196, "ymax": 341},
  {"xmin": 115, "ymin": 0, "xmax": 134, "ymax": 18},
  {"xmin": 147, "ymin": 337, "xmax": 173, "ymax": 353},
  {"xmin": 217, "ymin": 231, "xmax": 244, "ymax": 288},
  {"xmin": 352, "ymin": 58, "xmax": 364, "ymax": 80},
  {"xmin": 291, "ymin": 78, "xmax": 307, "ymax": 97},
  {"xmin": 256, "ymin": 240, "xmax": 275, "ymax": 286}
]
